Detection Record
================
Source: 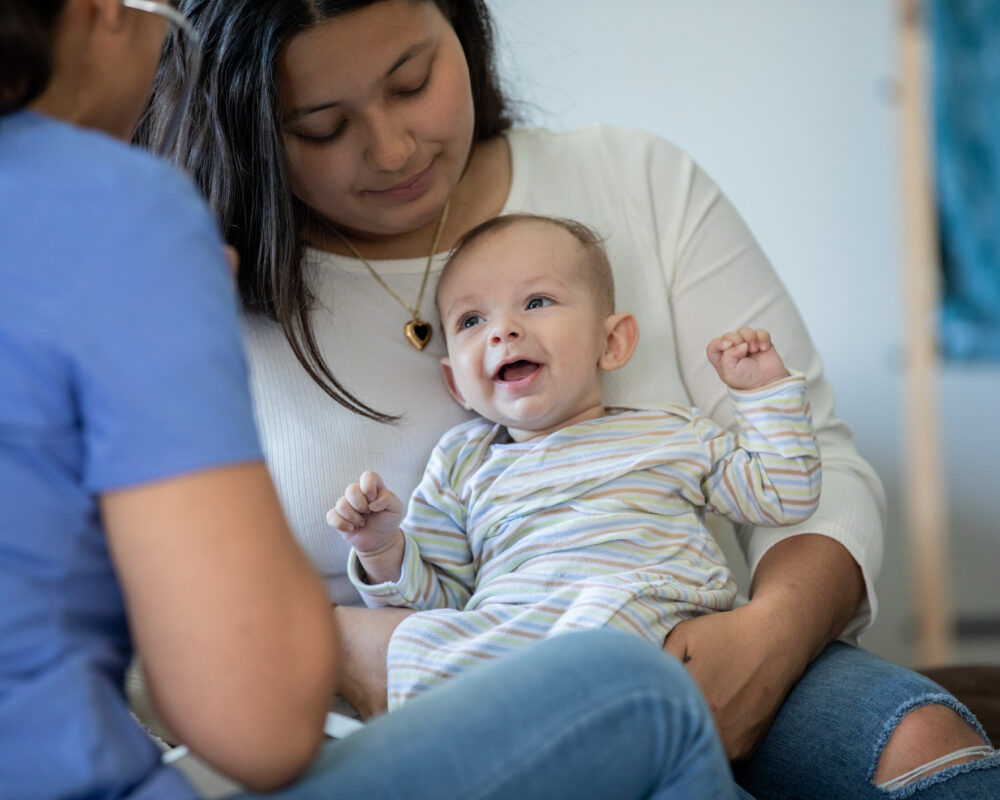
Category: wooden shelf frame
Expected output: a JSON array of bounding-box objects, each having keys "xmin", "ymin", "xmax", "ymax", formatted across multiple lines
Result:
[{"xmin": 896, "ymin": 0, "xmax": 954, "ymax": 665}]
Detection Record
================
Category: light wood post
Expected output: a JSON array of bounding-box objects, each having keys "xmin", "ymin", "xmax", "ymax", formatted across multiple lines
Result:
[{"xmin": 896, "ymin": 0, "xmax": 953, "ymax": 665}]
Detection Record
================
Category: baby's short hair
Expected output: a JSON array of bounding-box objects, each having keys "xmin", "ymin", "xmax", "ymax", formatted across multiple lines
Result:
[{"xmin": 440, "ymin": 213, "xmax": 616, "ymax": 314}]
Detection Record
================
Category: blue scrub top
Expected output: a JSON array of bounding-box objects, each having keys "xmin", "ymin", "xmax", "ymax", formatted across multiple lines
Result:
[{"xmin": 0, "ymin": 111, "xmax": 263, "ymax": 799}]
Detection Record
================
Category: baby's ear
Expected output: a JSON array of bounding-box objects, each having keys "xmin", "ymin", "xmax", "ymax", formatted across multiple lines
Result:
[
  {"xmin": 440, "ymin": 358, "xmax": 471, "ymax": 409},
  {"xmin": 598, "ymin": 312, "xmax": 639, "ymax": 372}
]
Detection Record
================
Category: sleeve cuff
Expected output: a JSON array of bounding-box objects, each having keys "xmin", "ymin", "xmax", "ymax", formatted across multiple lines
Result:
[
  {"xmin": 727, "ymin": 369, "xmax": 806, "ymax": 404},
  {"xmin": 346, "ymin": 536, "xmax": 427, "ymax": 609}
]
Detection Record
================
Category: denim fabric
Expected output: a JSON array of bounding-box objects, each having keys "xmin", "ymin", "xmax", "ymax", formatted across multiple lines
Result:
[
  {"xmin": 233, "ymin": 630, "xmax": 740, "ymax": 800},
  {"xmin": 735, "ymin": 642, "xmax": 1000, "ymax": 799}
]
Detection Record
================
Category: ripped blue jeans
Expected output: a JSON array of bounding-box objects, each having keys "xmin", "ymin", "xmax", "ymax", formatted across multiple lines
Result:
[{"xmin": 734, "ymin": 641, "xmax": 1000, "ymax": 798}]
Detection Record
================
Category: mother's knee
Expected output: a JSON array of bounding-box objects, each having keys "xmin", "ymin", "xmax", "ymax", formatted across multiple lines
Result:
[{"xmin": 874, "ymin": 699, "xmax": 996, "ymax": 790}]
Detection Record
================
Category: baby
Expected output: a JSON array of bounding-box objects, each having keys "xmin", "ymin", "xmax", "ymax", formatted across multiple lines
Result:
[{"xmin": 329, "ymin": 214, "xmax": 821, "ymax": 708}]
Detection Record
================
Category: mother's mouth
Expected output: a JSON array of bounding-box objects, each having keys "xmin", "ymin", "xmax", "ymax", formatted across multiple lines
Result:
[{"xmin": 370, "ymin": 163, "xmax": 433, "ymax": 195}]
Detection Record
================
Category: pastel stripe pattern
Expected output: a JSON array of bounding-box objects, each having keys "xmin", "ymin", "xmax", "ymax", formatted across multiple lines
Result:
[{"xmin": 350, "ymin": 373, "xmax": 820, "ymax": 708}]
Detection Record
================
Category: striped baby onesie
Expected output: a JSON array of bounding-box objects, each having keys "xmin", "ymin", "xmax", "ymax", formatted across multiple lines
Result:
[{"xmin": 348, "ymin": 373, "xmax": 821, "ymax": 708}]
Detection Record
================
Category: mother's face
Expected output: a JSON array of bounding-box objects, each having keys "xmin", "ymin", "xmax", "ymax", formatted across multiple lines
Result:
[{"xmin": 276, "ymin": 0, "xmax": 475, "ymax": 243}]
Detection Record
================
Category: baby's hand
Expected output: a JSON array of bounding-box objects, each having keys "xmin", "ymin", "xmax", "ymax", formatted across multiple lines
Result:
[
  {"xmin": 707, "ymin": 328, "xmax": 790, "ymax": 391},
  {"xmin": 326, "ymin": 470, "xmax": 404, "ymax": 557}
]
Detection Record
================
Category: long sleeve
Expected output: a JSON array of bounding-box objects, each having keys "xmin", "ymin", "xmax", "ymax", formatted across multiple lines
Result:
[
  {"xmin": 696, "ymin": 373, "xmax": 821, "ymax": 527},
  {"xmin": 348, "ymin": 443, "xmax": 477, "ymax": 610}
]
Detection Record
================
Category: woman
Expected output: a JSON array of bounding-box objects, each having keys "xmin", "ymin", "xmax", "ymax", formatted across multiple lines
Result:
[
  {"xmin": 0, "ymin": 0, "xmax": 743, "ymax": 797},
  {"xmin": 142, "ymin": 0, "xmax": 1000, "ymax": 796}
]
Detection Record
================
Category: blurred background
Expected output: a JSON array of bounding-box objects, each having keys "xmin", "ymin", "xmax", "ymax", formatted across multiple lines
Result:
[{"xmin": 489, "ymin": 0, "xmax": 1000, "ymax": 669}]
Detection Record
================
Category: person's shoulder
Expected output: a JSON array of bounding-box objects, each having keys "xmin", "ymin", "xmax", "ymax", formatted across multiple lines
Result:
[
  {"xmin": 1, "ymin": 112, "xmax": 222, "ymax": 291},
  {"xmin": 84, "ymin": 135, "xmax": 203, "ymax": 219},
  {"xmin": 507, "ymin": 123, "xmax": 690, "ymax": 164},
  {"xmin": 504, "ymin": 124, "xmax": 699, "ymax": 208},
  {"xmin": 7, "ymin": 112, "xmax": 204, "ymax": 220}
]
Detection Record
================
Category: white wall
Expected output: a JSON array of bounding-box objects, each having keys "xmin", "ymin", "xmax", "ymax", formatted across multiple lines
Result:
[{"xmin": 490, "ymin": 0, "xmax": 1000, "ymax": 666}]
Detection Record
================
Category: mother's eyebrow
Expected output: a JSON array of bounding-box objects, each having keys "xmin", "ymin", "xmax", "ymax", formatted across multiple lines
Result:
[
  {"xmin": 387, "ymin": 39, "xmax": 433, "ymax": 76},
  {"xmin": 282, "ymin": 39, "xmax": 434, "ymax": 123}
]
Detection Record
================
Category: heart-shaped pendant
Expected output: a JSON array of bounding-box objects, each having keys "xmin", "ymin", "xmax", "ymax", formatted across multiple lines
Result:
[{"xmin": 404, "ymin": 318, "xmax": 432, "ymax": 350}]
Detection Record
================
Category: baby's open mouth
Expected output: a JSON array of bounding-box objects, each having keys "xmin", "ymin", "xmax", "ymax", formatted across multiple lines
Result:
[{"xmin": 495, "ymin": 360, "xmax": 540, "ymax": 382}]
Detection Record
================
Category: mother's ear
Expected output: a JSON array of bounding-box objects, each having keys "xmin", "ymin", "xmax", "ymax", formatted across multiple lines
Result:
[
  {"xmin": 598, "ymin": 312, "xmax": 639, "ymax": 372},
  {"xmin": 440, "ymin": 357, "xmax": 472, "ymax": 409}
]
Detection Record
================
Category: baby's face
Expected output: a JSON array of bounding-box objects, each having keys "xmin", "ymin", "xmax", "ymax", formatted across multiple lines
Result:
[{"xmin": 437, "ymin": 222, "xmax": 609, "ymax": 439}]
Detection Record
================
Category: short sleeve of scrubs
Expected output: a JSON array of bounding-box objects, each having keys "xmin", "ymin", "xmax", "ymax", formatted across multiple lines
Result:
[{"xmin": 66, "ymin": 158, "xmax": 262, "ymax": 490}]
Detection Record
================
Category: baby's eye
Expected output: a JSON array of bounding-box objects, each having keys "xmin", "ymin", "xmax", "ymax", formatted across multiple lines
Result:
[
  {"xmin": 526, "ymin": 296, "xmax": 553, "ymax": 310},
  {"xmin": 460, "ymin": 314, "xmax": 484, "ymax": 329}
]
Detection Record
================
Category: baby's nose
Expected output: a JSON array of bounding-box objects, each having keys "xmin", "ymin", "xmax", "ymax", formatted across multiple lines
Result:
[{"xmin": 490, "ymin": 327, "xmax": 520, "ymax": 345}]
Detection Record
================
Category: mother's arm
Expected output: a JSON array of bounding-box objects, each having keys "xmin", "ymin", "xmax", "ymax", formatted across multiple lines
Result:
[
  {"xmin": 332, "ymin": 605, "xmax": 414, "ymax": 718},
  {"xmin": 665, "ymin": 534, "xmax": 864, "ymax": 759}
]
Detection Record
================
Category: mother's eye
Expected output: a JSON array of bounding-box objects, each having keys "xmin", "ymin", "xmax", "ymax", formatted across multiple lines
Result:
[
  {"xmin": 295, "ymin": 119, "xmax": 348, "ymax": 144},
  {"xmin": 396, "ymin": 69, "xmax": 432, "ymax": 98}
]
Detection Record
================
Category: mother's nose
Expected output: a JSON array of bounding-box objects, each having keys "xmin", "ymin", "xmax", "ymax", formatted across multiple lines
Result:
[{"xmin": 364, "ymin": 109, "xmax": 416, "ymax": 173}]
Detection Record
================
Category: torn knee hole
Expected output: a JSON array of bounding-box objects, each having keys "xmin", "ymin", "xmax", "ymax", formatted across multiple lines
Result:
[{"xmin": 874, "ymin": 702, "xmax": 994, "ymax": 789}]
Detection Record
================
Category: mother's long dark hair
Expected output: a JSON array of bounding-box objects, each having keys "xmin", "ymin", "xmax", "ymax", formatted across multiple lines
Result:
[{"xmin": 137, "ymin": 0, "xmax": 513, "ymax": 421}]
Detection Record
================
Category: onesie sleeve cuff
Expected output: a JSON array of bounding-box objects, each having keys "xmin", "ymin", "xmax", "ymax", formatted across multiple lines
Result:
[
  {"xmin": 727, "ymin": 369, "xmax": 806, "ymax": 404},
  {"xmin": 347, "ymin": 536, "xmax": 427, "ymax": 609},
  {"xmin": 727, "ymin": 370, "xmax": 818, "ymax": 460}
]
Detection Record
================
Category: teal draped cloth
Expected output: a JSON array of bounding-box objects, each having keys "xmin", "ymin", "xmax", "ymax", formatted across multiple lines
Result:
[{"xmin": 931, "ymin": 0, "xmax": 1000, "ymax": 359}]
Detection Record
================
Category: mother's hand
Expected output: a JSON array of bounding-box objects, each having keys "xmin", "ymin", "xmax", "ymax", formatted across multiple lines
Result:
[
  {"xmin": 664, "ymin": 601, "xmax": 804, "ymax": 761},
  {"xmin": 331, "ymin": 605, "xmax": 414, "ymax": 719},
  {"xmin": 664, "ymin": 534, "xmax": 865, "ymax": 761}
]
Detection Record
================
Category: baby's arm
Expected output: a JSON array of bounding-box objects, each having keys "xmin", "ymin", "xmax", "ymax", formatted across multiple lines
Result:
[
  {"xmin": 327, "ymin": 466, "xmax": 477, "ymax": 611},
  {"xmin": 707, "ymin": 327, "xmax": 789, "ymax": 390},
  {"xmin": 328, "ymin": 470, "xmax": 406, "ymax": 585},
  {"xmin": 698, "ymin": 329, "xmax": 820, "ymax": 526},
  {"xmin": 697, "ymin": 388, "xmax": 821, "ymax": 527}
]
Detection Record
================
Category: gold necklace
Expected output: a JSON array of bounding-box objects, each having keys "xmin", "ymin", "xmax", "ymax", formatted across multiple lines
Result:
[{"xmin": 330, "ymin": 197, "xmax": 452, "ymax": 351}]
